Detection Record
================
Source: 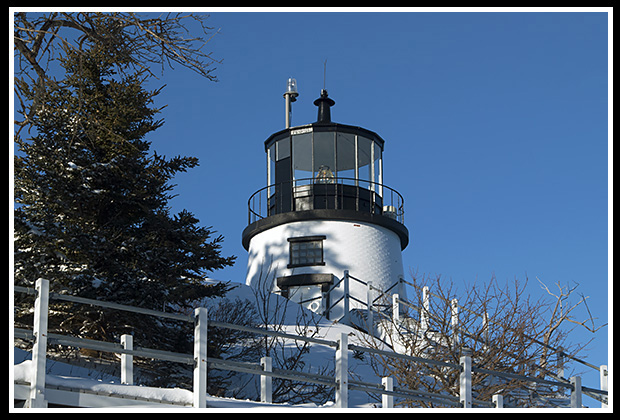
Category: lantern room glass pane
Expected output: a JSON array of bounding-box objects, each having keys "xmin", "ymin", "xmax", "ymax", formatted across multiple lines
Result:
[
  {"xmin": 268, "ymin": 143, "xmax": 276, "ymax": 186},
  {"xmin": 313, "ymin": 131, "xmax": 336, "ymax": 183},
  {"xmin": 373, "ymin": 141, "xmax": 382, "ymax": 185},
  {"xmin": 276, "ymin": 138, "xmax": 290, "ymax": 161},
  {"xmin": 292, "ymin": 132, "xmax": 312, "ymax": 182},
  {"xmin": 357, "ymin": 135, "xmax": 372, "ymax": 185},
  {"xmin": 336, "ymin": 132, "xmax": 356, "ymax": 184},
  {"xmin": 374, "ymin": 141, "xmax": 382, "ymax": 195}
]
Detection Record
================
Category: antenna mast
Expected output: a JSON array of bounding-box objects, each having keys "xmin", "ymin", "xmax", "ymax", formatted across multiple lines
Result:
[
  {"xmin": 323, "ymin": 59, "xmax": 327, "ymax": 91},
  {"xmin": 284, "ymin": 77, "xmax": 299, "ymax": 128}
]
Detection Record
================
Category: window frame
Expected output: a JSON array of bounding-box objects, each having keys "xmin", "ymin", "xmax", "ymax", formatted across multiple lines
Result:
[{"xmin": 287, "ymin": 235, "xmax": 326, "ymax": 268}]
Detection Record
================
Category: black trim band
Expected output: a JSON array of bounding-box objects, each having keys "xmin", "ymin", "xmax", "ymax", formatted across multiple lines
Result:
[{"xmin": 242, "ymin": 209, "xmax": 409, "ymax": 251}]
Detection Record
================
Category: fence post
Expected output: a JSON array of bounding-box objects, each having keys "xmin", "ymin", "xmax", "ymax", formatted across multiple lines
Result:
[
  {"xmin": 260, "ymin": 356, "xmax": 272, "ymax": 404},
  {"xmin": 421, "ymin": 286, "xmax": 430, "ymax": 333},
  {"xmin": 29, "ymin": 278, "xmax": 49, "ymax": 408},
  {"xmin": 382, "ymin": 376, "xmax": 394, "ymax": 408},
  {"xmin": 193, "ymin": 307, "xmax": 208, "ymax": 408},
  {"xmin": 342, "ymin": 271, "xmax": 350, "ymax": 325},
  {"xmin": 450, "ymin": 298, "xmax": 459, "ymax": 350},
  {"xmin": 459, "ymin": 348, "xmax": 473, "ymax": 408},
  {"xmin": 570, "ymin": 376, "xmax": 582, "ymax": 408},
  {"xmin": 482, "ymin": 311, "xmax": 489, "ymax": 351},
  {"xmin": 120, "ymin": 334, "xmax": 133, "ymax": 385},
  {"xmin": 600, "ymin": 365, "xmax": 608, "ymax": 408},
  {"xmin": 492, "ymin": 394, "xmax": 503, "ymax": 408},
  {"xmin": 557, "ymin": 347, "xmax": 565, "ymax": 378},
  {"xmin": 335, "ymin": 332, "xmax": 349, "ymax": 408}
]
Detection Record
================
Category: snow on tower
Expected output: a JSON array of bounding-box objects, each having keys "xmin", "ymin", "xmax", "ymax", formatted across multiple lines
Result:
[{"xmin": 243, "ymin": 79, "xmax": 409, "ymax": 322}]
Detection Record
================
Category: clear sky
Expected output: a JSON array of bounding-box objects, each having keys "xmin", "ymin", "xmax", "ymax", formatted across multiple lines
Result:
[
  {"xmin": 140, "ymin": 9, "xmax": 611, "ymax": 402},
  {"xmin": 15, "ymin": 8, "xmax": 612, "ymax": 404}
]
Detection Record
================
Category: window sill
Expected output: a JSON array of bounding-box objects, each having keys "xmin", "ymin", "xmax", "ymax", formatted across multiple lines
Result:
[{"xmin": 287, "ymin": 262, "xmax": 326, "ymax": 269}]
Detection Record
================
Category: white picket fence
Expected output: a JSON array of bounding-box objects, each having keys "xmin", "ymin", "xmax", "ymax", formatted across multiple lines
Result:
[
  {"xmin": 14, "ymin": 278, "xmax": 608, "ymax": 408},
  {"xmin": 324, "ymin": 271, "xmax": 608, "ymax": 408}
]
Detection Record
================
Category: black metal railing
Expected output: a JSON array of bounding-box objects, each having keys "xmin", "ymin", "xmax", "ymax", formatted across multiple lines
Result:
[{"xmin": 248, "ymin": 177, "xmax": 405, "ymax": 225}]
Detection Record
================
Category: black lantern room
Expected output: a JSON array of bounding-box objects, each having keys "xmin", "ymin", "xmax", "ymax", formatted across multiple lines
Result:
[{"xmin": 243, "ymin": 87, "xmax": 408, "ymax": 251}]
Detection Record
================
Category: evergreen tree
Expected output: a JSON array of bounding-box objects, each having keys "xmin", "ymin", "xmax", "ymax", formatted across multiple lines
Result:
[{"xmin": 14, "ymin": 40, "xmax": 235, "ymax": 359}]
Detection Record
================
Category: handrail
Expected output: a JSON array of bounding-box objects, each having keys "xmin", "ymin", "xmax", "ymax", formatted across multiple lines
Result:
[
  {"xmin": 247, "ymin": 177, "xmax": 405, "ymax": 224},
  {"xmin": 14, "ymin": 285, "xmax": 194, "ymax": 323}
]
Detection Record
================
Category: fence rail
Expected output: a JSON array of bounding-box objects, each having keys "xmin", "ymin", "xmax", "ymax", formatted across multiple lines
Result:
[{"xmin": 13, "ymin": 278, "xmax": 607, "ymax": 409}]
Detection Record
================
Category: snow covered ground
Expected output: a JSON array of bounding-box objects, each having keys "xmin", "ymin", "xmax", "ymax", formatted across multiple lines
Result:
[
  {"xmin": 13, "ymin": 353, "xmax": 336, "ymax": 409},
  {"xmin": 13, "ymin": 280, "xmax": 388, "ymax": 409}
]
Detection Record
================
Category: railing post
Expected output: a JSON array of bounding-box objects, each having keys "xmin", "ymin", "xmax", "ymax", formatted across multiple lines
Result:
[
  {"xmin": 600, "ymin": 365, "xmax": 608, "ymax": 408},
  {"xmin": 392, "ymin": 293, "xmax": 400, "ymax": 322},
  {"xmin": 367, "ymin": 281, "xmax": 374, "ymax": 334},
  {"xmin": 335, "ymin": 332, "xmax": 349, "ymax": 408},
  {"xmin": 492, "ymin": 394, "xmax": 503, "ymax": 408},
  {"xmin": 120, "ymin": 334, "xmax": 133, "ymax": 385},
  {"xmin": 382, "ymin": 376, "xmax": 394, "ymax": 408},
  {"xmin": 391, "ymin": 294, "xmax": 405, "ymax": 353},
  {"xmin": 459, "ymin": 348, "xmax": 473, "ymax": 408},
  {"xmin": 570, "ymin": 375, "xmax": 582, "ymax": 408},
  {"xmin": 342, "ymin": 270, "xmax": 350, "ymax": 325},
  {"xmin": 193, "ymin": 307, "xmax": 208, "ymax": 408},
  {"xmin": 29, "ymin": 278, "xmax": 49, "ymax": 408},
  {"xmin": 260, "ymin": 356, "xmax": 273, "ymax": 404}
]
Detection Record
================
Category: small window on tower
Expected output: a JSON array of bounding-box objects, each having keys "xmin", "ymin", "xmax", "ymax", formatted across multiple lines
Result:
[{"xmin": 288, "ymin": 236, "xmax": 326, "ymax": 268}]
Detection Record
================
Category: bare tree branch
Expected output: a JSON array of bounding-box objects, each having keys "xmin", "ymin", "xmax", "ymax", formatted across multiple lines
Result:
[{"xmin": 14, "ymin": 12, "xmax": 221, "ymax": 135}]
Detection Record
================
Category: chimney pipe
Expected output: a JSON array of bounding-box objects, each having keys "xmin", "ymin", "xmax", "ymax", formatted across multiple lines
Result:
[{"xmin": 314, "ymin": 89, "xmax": 335, "ymax": 123}]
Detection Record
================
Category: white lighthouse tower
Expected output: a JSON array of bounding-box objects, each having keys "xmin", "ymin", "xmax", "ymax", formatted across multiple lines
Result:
[{"xmin": 243, "ymin": 79, "xmax": 409, "ymax": 324}]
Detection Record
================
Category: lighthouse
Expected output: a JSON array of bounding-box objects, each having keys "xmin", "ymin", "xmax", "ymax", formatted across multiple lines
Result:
[{"xmin": 243, "ymin": 79, "xmax": 409, "ymax": 323}]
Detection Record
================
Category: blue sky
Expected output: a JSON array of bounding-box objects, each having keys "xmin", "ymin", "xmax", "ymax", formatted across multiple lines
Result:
[
  {"xmin": 14, "ymin": 9, "xmax": 611, "ymax": 404},
  {"xmin": 144, "ymin": 10, "xmax": 610, "ymax": 399}
]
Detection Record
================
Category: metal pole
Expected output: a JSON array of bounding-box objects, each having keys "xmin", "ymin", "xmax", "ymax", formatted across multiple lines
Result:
[
  {"xmin": 492, "ymin": 394, "xmax": 504, "ymax": 408},
  {"xmin": 193, "ymin": 307, "xmax": 208, "ymax": 408},
  {"xmin": 29, "ymin": 278, "xmax": 49, "ymax": 408},
  {"xmin": 285, "ymin": 94, "xmax": 291, "ymax": 129}
]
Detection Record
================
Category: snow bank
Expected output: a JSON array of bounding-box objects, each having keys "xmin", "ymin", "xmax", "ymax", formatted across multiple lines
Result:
[
  {"xmin": 13, "ymin": 358, "xmax": 341, "ymax": 408},
  {"xmin": 14, "ymin": 359, "xmax": 193, "ymax": 405}
]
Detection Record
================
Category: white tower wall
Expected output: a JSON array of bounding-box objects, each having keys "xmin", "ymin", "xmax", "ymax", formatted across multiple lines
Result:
[{"xmin": 245, "ymin": 219, "xmax": 406, "ymax": 315}]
